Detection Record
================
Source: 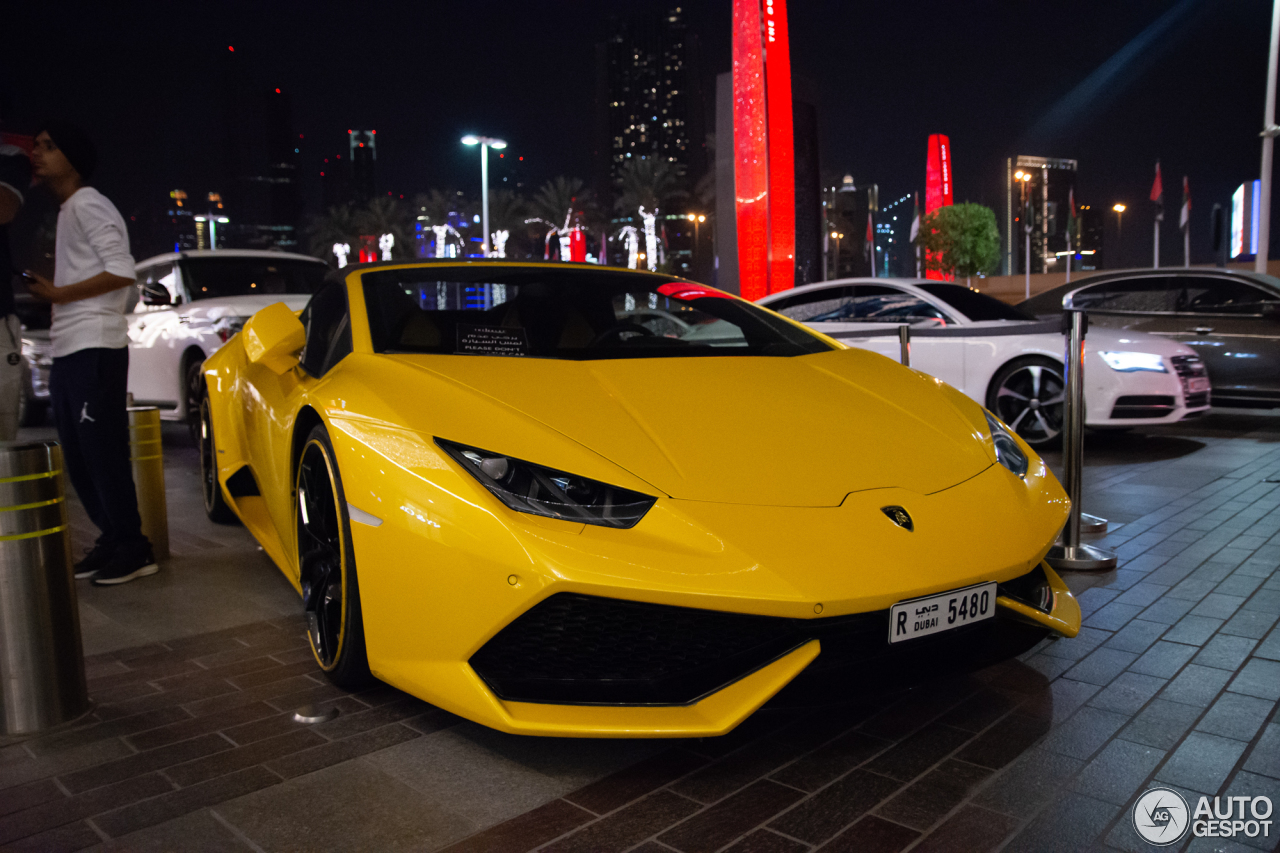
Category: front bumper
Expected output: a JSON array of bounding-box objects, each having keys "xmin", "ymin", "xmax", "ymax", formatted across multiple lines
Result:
[
  {"xmin": 470, "ymin": 564, "xmax": 1078, "ymax": 709},
  {"xmin": 368, "ymin": 563, "xmax": 1078, "ymax": 739},
  {"xmin": 1087, "ymin": 353, "xmax": 1210, "ymax": 427}
]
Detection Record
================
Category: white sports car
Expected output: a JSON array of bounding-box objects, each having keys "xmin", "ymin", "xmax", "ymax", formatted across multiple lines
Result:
[
  {"xmin": 756, "ymin": 278, "xmax": 1211, "ymax": 447},
  {"xmin": 128, "ymin": 249, "xmax": 327, "ymax": 432}
]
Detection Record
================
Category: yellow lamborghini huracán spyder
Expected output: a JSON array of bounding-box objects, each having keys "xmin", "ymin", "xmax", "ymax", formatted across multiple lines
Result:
[{"xmin": 199, "ymin": 261, "xmax": 1080, "ymax": 737}]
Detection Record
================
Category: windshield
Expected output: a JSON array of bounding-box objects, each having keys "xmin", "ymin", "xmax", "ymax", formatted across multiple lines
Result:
[
  {"xmin": 361, "ymin": 267, "xmax": 832, "ymax": 359},
  {"xmin": 917, "ymin": 284, "xmax": 1035, "ymax": 321},
  {"xmin": 182, "ymin": 257, "xmax": 326, "ymax": 300}
]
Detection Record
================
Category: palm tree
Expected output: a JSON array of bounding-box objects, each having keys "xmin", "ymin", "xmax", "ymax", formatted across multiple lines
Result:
[
  {"xmin": 485, "ymin": 189, "xmax": 527, "ymax": 234},
  {"xmin": 355, "ymin": 196, "xmax": 413, "ymax": 258},
  {"xmin": 413, "ymin": 189, "xmax": 473, "ymax": 225},
  {"xmin": 529, "ymin": 176, "xmax": 591, "ymax": 227},
  {"xmin": 304, "ymin": 205, "xmax": 359, "ymax": 264},
  {"xmin": 614, "ymin": 157, "xmax": 687, "ymax": 216}
]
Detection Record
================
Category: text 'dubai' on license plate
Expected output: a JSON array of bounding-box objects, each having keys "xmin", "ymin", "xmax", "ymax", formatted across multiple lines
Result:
[{"xmin": 889, "ymin": 582, "xmax": 997, "ymax": 643}]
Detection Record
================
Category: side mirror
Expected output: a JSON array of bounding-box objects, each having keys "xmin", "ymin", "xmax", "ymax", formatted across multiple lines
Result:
[
  {"xmin": 242, "ymin": 302, "xmax": 305, "ymax": 374},
  {"xmin": 1262, "ymin": 302, "xmax": 1280, "ymax": 321},
  {"xmin": 140, "ymin": 284, "xmax": 171, "ymax": 306}
]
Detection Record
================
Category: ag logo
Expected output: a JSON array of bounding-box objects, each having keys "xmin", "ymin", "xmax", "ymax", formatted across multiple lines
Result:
[
  {"xmin": 881, "ymin": 506, "xmax": 913, "ymax": 532},
  {"xmin": 1133, "ymin": 787, "xmax": 1190, "ymax": 845}
]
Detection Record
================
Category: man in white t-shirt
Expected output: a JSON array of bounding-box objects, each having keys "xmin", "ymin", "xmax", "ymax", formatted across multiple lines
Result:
[{"xmin": 25, "ymin": 121, "xmax": 156, "ymax": 585}]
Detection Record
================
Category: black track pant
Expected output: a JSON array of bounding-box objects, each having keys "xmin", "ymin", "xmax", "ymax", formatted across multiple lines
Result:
[{"xmin": 50, "ymin": 347, "xmax": 147, "ymax": 552}]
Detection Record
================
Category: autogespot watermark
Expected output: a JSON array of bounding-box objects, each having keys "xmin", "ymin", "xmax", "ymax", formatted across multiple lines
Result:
[{"xmin": 1132, "ymin": 787, "xmax": 1273, "ymax": 846}]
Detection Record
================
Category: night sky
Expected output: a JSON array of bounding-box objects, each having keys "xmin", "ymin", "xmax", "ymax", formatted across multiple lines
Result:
[{"xmin": 6, "ymin": 0, "xmax": 1274, "ymax": 268}]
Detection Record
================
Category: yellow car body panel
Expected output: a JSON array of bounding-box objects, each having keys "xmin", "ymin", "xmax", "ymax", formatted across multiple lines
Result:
[{"xmin": 202, "ymin": 262, "xmax": 1081, "ymax": 737}]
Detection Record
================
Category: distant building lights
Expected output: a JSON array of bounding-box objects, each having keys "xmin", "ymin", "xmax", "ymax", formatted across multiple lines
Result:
[{"xmin": 275, "ymin": 88, "xmax": 281, "ymax": 93}]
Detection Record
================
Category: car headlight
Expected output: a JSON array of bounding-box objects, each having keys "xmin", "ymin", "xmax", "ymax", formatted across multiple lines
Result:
[
  {"xmin": 1099, "ymin": 351, "xmax": 1166, "ymax": 372},
  {"xmin": 212, "ymin": 316, "xmax": 251, "ymax": 343},
  {"xmin": 436, "ymin": 439, "xmax": 657, "ymax": 529},
  {"xmin": 984, "ymin": 411, "xmax": 1029, "ymax": 477}
]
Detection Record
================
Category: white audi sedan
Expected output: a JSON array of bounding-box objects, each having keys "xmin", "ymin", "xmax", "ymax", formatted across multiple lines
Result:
[
  {"xmin": 128, "ymin": 249, "xmax": 327, "ymax": 434},
  {"xmin": 757, "ymin": 278, "xmax": 1210, "ymax": 448}
]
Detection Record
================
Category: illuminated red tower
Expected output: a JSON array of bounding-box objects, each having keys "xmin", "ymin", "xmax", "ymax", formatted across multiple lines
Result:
[
  {"xmin": 733, "ymin": 0, "xmax": 795, "ymax": 301},
  {"xmin": 924, "ymin": 134, "xmax": 954, "ymax": 281}
]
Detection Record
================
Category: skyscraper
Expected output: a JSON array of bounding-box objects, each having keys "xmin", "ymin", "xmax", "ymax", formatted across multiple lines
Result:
[{"xmin": 595, "ymin": 7, "xmax": 705, "ymax": 205}]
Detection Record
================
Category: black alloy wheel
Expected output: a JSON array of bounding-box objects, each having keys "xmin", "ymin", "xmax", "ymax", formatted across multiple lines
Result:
[
  {"xmin": 296, "ymin": 424, "xmax": 372, "ymax": 688},
  {"xmin": 987, "ymin": 357, "xmax": 1066, "ymax": 449},
  {"xmin": 199, "ymin": 395, "xmax": 237, "ymax": 524},
  {"xmin": 185, "ymin": 357, "xmax": 205, "ymax": 442}
]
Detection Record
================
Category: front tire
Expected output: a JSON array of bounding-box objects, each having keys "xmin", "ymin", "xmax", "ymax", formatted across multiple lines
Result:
[
  {"xmin": 986, "ymin": 357, "xmax": 1066, "ymax": 449},
  {"xmin": 199, "ymin": 394, "xmax": 238, "ymax": 524},
  {"xmin": 185, "ymin": 356, "xmax": 206, "ymax": 443},
  {"xmin": 296, "ymin": 424, "xmax": 373, "ymax": 689}
]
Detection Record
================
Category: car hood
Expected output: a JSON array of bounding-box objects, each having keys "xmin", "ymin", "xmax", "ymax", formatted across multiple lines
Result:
[
  {"xmin": 385, "ymin": 348, "xmax": 995, "ymax": 506},
  {"xmin": 1079, "ymin": 325, "xmax": 1199, "ymax": 357}
]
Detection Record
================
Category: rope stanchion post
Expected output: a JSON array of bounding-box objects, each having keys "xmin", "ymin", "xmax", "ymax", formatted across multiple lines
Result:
[
  {"xmin": 898, "ymin": 325, "xmax": 911, "ymax": 367},
  {"xmin": 0, "ymin": 442, "xmax": 91, "ymax": 735},
  {"xmin": 128, "ymin": 407, "xmax": 169, "ymax": 561},
  {"xmin": 1046, "ymin": 310, "xmax": 1117, "ymax": 571}
]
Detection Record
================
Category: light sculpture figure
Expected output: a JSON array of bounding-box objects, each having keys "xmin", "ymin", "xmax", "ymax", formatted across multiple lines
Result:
[
  {"xmin": 431, "ymin": 224, "xmax": 462, "ymax": 258},
  {"xmin": 638, "ymin": 206, "xmax": 659, "ymax": 272},
  {"xmin": 614, "ymin": 226, "xmax": 640, "ymax": 269},
  {"xmin": 333, "ymin": 242, "xmax": 350, "ymax": 268},
  {"xmin": 492, "ymin": 229, "xmax": 509, "ymax": 258},
  {"xmin": 526, "ymin": 208, "xmax": 587, "ymax": 263},
  {"xmin": 378, "ymin": 233, "xmax": 394, "ymax": 261}
]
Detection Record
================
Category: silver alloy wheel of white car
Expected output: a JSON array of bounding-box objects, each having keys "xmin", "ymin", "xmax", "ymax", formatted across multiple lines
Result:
[{"xmin": 989, "ymin": 358, "xmax": 1065, "ymax": 448}]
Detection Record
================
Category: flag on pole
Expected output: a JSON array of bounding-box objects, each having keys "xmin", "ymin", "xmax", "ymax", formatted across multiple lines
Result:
[
  {"xmin": 1150, "ymin": 161, "xmax": 1163, "ymax": 204},
  {"xmin": 909, "ymin": 193, "xmax": 920, "ymax": 243},
  {"xmin": 1180, "ymin": 176, "xmax": 1191, "ymax": 230},
  {"xmin": 1066, "ymin": 187, "xmax": 1077, "ymax": 242},
  {"xmin": 866, "ymin": 210, "xmax": 876, "ymax": 276}
]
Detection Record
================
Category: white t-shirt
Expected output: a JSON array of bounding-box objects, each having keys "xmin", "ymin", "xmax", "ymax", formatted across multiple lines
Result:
[{"xmin": 52, "ymin": 186, "xmax": 136, "ymax": 357}]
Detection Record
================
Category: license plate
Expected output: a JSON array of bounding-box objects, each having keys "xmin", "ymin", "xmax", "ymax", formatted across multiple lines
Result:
[
  {"xmin": 889, "ymin": 582, "xmax": 997, "ymax": 643},
  {"xmin": 1186, "ymin": 377, "xmax": 1210, "ymax": 394}
]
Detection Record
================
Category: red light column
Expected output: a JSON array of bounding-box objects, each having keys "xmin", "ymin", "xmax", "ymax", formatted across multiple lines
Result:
[
  {"xmin": 924, "ymin": 134, "xmax": 954, "ymax": 281},
  {"xmin": 733, "ymin": 0, "xmax": 796, "ymax": 301},
  {"xmin": 764, "ymin": 0, "xmax": 795, "ymax": 296},
  {"xmin": 733, "ymin": 0, "xmax": 769, "ymax": 301}
]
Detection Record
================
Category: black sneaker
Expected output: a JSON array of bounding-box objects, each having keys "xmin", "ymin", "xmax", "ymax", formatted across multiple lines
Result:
[
  {"xmin": 92, "ymin": 547, "xmax": 159, "ymax": 586},
  {"xmin": 74, "ymin": 543, "xmax": 112, "ymax": 580}
]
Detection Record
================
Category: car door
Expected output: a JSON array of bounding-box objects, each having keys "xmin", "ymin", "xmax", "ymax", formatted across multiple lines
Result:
[
  {"xmin": 1169, "ymin": 276, "xmax": 1280, "ymax": 402},
  {"xmin": 127, "ymin": 262, "xmax": 183, "ymax": 408},
  {"xmin": 244, "ymin": 282, "xmax": 354, "ymax": 563}
]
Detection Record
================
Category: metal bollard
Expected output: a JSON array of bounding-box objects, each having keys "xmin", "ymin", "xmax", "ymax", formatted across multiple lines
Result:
[
  {"xmin": 0, "ymin": 442, "xmax": 90, "ymax": 735},
  {"xmin": 898, "ymin": 325, "xmax": 911, "ymax": 367},
  {"xmin": 1046, "ymin": 311, "xmax": 1118, "ymax": 571},
  {"xmin": 128, "ymin": 407, "xmax": 169, "ymax": 560}
]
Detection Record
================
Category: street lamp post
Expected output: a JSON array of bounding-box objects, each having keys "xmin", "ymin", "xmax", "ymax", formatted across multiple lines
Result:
[
  {"xmin": 1113, "ymin": 203, "xmax": 1126, "ymax": 268},
  {"xmin": 461, "ymin": 134, "xmax": 507, "ymax": 257},
  {"xmin": 686, "ymin": 213, "xmax": 706, "ymax": 275},
  {"xmin": 1015, "ymin": 170, "xmax": 1032, "ymax": 298}
]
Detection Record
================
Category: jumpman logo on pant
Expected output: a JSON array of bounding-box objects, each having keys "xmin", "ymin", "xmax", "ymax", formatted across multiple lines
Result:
[{"xmin": 80, "ymin": 402, "xmax": 95, "ymax": 423}]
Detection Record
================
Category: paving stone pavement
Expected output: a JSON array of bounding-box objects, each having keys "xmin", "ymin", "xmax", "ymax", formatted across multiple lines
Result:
[{"xmin": 1, "ymin": 413, "xmax": 1278, "ymax": 851}]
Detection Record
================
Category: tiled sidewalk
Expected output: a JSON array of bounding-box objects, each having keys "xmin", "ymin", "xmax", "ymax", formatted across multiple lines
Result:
[
  {"xmin": 0, "ymin": 420, "xmax": 1278, "ymax": 851},
  {"xmin": 436, "ymin": 428, "xmax": 1280, "ymax": 853}
]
